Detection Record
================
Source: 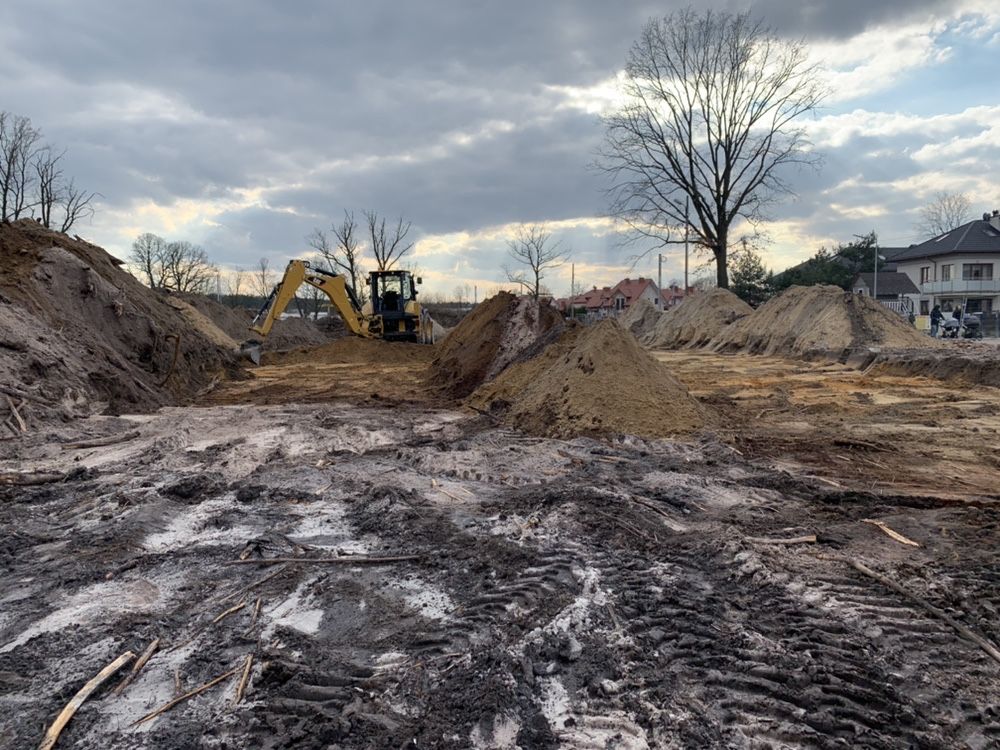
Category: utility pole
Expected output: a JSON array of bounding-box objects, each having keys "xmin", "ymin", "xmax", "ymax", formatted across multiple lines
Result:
[
  {"xmin": 873, "ymin": 230, "xmax": 879, "ymax": 301},
  {"xmin": 657, "ymin": 254, "xmax": 662, "ymax": 308},
  {"xmin": 570, "ymin": 263, "xmax": 575, "ymax": 319}
]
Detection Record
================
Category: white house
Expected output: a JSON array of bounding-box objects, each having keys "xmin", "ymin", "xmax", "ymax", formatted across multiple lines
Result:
[{"xmin": 887, "ymin": 210, "xmax": 1000, "ymax": 317}]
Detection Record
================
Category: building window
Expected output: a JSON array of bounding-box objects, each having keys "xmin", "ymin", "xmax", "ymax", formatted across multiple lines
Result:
[
  {"xmin": 962, "ymin": 263, "xmax": 994, "ymax": 280},
  {"xmin": 920, "ymin": 266, "xmax": 931, "ymax": 283},
  {"xmin": 941, "ymin": 264, "xmax": 951, "ymax": 281},
  {"xmin": 920, "ymin": 300, "xmax": 929, "ymax": 315},
  {"xmin": 615, "ymin": 296, "xmax": 625, "ymax": 310}
]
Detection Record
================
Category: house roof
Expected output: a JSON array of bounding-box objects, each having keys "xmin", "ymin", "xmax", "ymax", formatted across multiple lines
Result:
[
  {"xmin": 611, "ymin": 277, "xmax": 656, "ymax": 303},
  {"xmin": 852, "ymin": 271, "xmax": 919, "ymax": 296},
  {"xmin": 887, "ymin": 215, "xmax": 1000, "ymax": 262}
]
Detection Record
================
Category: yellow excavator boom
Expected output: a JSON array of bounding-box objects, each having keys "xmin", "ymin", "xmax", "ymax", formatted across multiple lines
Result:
[{"xmin": 250, "ymin": 260, "xmax": 370, "ymax": 338}]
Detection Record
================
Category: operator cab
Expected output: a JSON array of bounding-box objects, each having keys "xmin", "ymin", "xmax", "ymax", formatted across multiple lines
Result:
[
  {"xmin": 370, "ymin": 270, "xmax": 416, "ymax": 315},
  {"xmin": 368, "ymin": 270, "xmax": 421, "ymax": 341}
]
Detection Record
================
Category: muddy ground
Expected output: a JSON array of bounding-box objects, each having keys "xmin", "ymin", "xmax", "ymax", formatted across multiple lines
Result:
[{"xmin": 1, "ymin": 348, "xmax": 999, "ymax": 749}]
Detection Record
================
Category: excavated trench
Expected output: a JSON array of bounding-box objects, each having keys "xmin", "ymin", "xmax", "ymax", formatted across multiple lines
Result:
[{"xmin": 1, "ymin": 403, "xmax": 998, "ymax": 749}]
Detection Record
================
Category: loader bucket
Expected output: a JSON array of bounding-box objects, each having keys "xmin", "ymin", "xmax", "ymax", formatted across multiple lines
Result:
[{"xmin": 240, "ymin": 341, "xmax": 263, "ymax": 365}]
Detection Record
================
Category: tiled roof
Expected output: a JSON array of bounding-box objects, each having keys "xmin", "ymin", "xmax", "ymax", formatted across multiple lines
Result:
[{"xmin": 888, "ymin": 217, "xmax": 1000, "ymax": 262}]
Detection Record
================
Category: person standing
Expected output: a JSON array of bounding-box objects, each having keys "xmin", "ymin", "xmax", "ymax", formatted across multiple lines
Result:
[{"xmin": 930, "ymin": 304, "xmax": 943, "ymax": 338}]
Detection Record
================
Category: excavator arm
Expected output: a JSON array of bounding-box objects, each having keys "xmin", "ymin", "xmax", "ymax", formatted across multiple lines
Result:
[{"xmin": 250, "ymin": 260, "xmax": 369, "ymax": 338}]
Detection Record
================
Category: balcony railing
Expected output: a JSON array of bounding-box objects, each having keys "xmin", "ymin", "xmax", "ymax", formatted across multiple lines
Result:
[{"xmin": 919, "ymin": 279, "xmax": 1000, "ymax": 294}]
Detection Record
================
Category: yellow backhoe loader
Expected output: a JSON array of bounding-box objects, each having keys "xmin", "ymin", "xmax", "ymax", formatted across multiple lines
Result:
[{"xmin": 241, "ymin": 259, "xmax": 425, "ymax": 363}]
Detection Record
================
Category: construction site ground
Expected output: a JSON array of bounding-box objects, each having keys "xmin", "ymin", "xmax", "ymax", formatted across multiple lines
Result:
[{"xmin": 2, "ymin": 343, "xmax": 1000, "ymax": 749}]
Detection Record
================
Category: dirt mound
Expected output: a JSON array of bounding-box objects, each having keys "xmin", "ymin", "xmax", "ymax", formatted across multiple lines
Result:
[
  {"xmin": 644, "ymin": 288, "xmax": 752, "ymax": 349},
  {"xmin": 0, "ymin": 220, "xmax": 236, "ymax": 425},
  {"xmin": 712, "ymin": 285, "xmax": 935, "ymax": 357},
  {"xmin": 178, "ymin": 292, "xmax": 338, "ymax": 351},
  {"xmin": 263, "ymin": 336, "xmax": 433, "ymax": 366},
  {"xmin": 430, "ymin": 292, "xmax": 564, "ymax": 397},
  {"xmin": 469, "ymin": 319, "xmax": 708, "ymax": 438},
  {"xmin": 620, "ymin": 298, "xmax": 661, "ymax": 338}
]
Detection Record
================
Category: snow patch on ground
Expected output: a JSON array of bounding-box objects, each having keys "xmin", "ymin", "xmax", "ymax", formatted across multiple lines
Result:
[
  {"xmin": 262, "ymin": 579, "xmax": 324, "ymax": 638},
  {"xmin": 0, "ymin": 572, "xmax": 184, "ymax": 654}
]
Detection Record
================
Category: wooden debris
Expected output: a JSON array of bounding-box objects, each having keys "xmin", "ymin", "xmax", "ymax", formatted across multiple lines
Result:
[
  {"xmin": 747, "ymin": 534, "xmax": 818, "ymax": 545},
  {"xmin": 113, "ymin": 638, "xmax": 160, "ymax": 696},
  {"xmin": 832, "ymin": 438, "xmax": 889, "ymax": 452},
  {"xmin": 0, "ymin": 384, "xmax": 46, "ymax": 405},
  {"xmin": 245, "ymin": 596, "xmax": 263, "ymax": 632},
  {"xmin": 234, "ymin": 654, "xmax": 253, "ymax": 704},
  {"xmin": 218, "ymin": 564, "xmax": 290, "ymax": 605},
  {"xmin": 132, "ymin": 666, "xmax": 241, "ymax": 726},
  {"xmin": 849, "ymin": 560, "xmax": 1000, "ymax": 666},
  {"xmin": 38, "ymin": 650, "xmax": 135, "ymax": 750},
  {"xmin": 6, "ymin": 395, "xmax": 26, "ymax": 433},
  {"xmin": 224, "ymin": 554, "xmax": 421, "ymax": 566},
  {"xmin": 60, "ymin": 431, "xmax": 141, "ymax": 451},
  {"xmin": 862, "ymin": 519, "xmax": 920, "ymax": 547},
  {"xmin": 0, "ymin": 471, "xmax": 67, "ymax": 486},
  {"xmin": 212, "ymin": 599, "xmax": 248, "ymax": 625}
]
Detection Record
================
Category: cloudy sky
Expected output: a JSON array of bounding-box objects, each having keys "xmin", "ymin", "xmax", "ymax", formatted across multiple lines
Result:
[{"xmin": 2, "ymin": 0, "xmax": 999, "ymax": 297}]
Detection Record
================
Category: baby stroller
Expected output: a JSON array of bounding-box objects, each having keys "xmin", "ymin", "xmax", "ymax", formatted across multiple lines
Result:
[
  {"xmin": 941, "ymin": 318, "xmax": 961, "ymax": 338},
  {"xmin": 961, "ymin": 315, "xmax": 983, "ymax": 339}
]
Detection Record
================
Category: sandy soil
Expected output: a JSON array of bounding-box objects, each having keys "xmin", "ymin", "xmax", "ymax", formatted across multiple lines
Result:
[{"xmin": 656, "ymin": 351, "xmax": 1000, "ymax": 501}]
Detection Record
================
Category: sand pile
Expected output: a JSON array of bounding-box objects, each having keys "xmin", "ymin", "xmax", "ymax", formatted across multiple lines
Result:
[
  {"xmin": 263, "ymin": 336, "xmax": 432, "ymax": 366},
  {"xmin": 430, "ymin": 292, "xmax": 564, "ymax": 397},
  {"xmin": 620, "ymin": 298, "xmax": 661, "ymax": 339},
  {"xmin": 469, "ymin": 319, "xmax": 708, "ymax": 439},
  {"xmin": 0, "ymin": 220, "xmax": 236, "ymax": 425},
  {"xmin": 712, "ymin": 285, "xmax": 934, "ymax": 356},
  {"xmin": 643, "ymin": 288, "xmax": 752, "ymax": 349},
  {"xmin": 178, "ymin": 292, "xmax": 339, "ymax": 351}
]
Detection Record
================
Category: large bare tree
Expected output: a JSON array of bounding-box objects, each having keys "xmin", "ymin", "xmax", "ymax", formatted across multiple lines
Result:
[
  {"xmin": 307, "ymin": 210, "xmax": 367, "ymax": 300},
  {"xmin": 128, "ymin": 233, "xmax": 215, "ymax": 293},
  {"xmin": 364, "ymin": 210, "xmax": 413, "ymax": 270},
  {"xmin": 0, "ymin": 112, "xmax": 42, "ymax": 221},
  {"xmin": 254, "ymin": 257, "xmax": 274, "ymax": 298},
  {"xmin": 599, "ymin": 9, "xmax": 824, "ymax": 288},
  {"xmin": 503, "ymin": 224, "xmax": 568, "ymax": 299},
  {"xmin": 916, "ymin": 191, "xmax": 971, "ymax": 238}
]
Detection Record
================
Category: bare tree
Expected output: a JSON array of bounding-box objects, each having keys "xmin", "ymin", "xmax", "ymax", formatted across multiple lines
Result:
[
  {"xmin": 128, "ymin": 233, "xmax": 215, "ymax": 293},
  {"xmin": 917, "ymin": 191, "xmax": 972, "ymax": 238},
  {"xmin": 227, "ymin": 267, "xmax": 247, "ymax": 299},
  {"xmin": 33, "ymin": 147, "xmax": 64, "ymax": 229},
  {"xmin": 58, "ymin": 178, "xmax": 98, "ymax": 233},
  {"xmin": 502, "ymin": 224, "xmax": 568, "ymax": 299},
  {"xmin": 163, "ymin": 241, "xmax": 215, "ymax": 293},
  {"xmin": 129, "ymin": 232, "xmax": 170, "ymax": 288},
  {"xmin": 0, "ymin": 112, "xmax": 43, "ymax": 221},
  {"xmin": 255, "ymin": 257, "xmax": 274, "ymax": 298},
  {"xmin": 364, "ymin": 210, "xmax": 413, "ymax": 270},
  {"xmin": 599, "ymin": 9, "xmax": 825, "ymax": 288},
  {"xmin": 308, "ymin": 210, "xmax": 367, "ymax": 300}
]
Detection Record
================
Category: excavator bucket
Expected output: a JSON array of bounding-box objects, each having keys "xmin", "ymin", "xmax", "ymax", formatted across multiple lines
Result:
[{"xmin": 240, "ymin": 340, "xmax": 263, "ymax": 365}]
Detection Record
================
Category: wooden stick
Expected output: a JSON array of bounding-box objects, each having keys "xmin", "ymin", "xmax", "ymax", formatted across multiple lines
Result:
[
  {"xmin": 849, "ymin": 560, "xmax": 1000, "ymax": 665},
  {"xmin": 212, "ymin": 599, "xmax": 247, "ymax": 625},
  {"xmin": 38, "ymin": 650, "xmax": 134, "ymax": 750},
  {"xmin": 234, "ymin": 654, "xmax": 253, "ymax": 704},
  {"xmin": 245, "ymin": 596, "xmax": 262, "ymax": 632},
  {"xmin": 132, "ymin": 666, "xmax": 241, "ymax": 726},
  {"xmin": 217, "ymin": 565, "xmax": 289, "ymax": 605},
  {"xmin": 223, "ymin": 554, "xmax": 421, "ymax": 566},
  {"xmin": 862, "ymin": 519, "xmax": 920, "ymax": 547},
  {"xmin": 60, "ymin": 431, "xmax": 141, "ymax": 451},
  {"xmin": 0, "ymin": 471, "xmax": 67, "ymax": 486},
  {"xmin": 0, "ymin": 384, "xmax": 46, "ymax": 405},
  {"xmin": 5, "ymin": 395, "xmax": 26, "ymax": 433},
  {"xmin": 113, "ymin": 638, "xmax": 160, "ymax": 696},
  {"xmin": 747, "ymin": 534, "xmax": 817, "ymax": 545}
]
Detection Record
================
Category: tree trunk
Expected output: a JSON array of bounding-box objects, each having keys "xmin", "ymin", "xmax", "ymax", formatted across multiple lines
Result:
[{"xmin": 715, "ymin": 229, "xmax": 729, "ymax": 289}]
